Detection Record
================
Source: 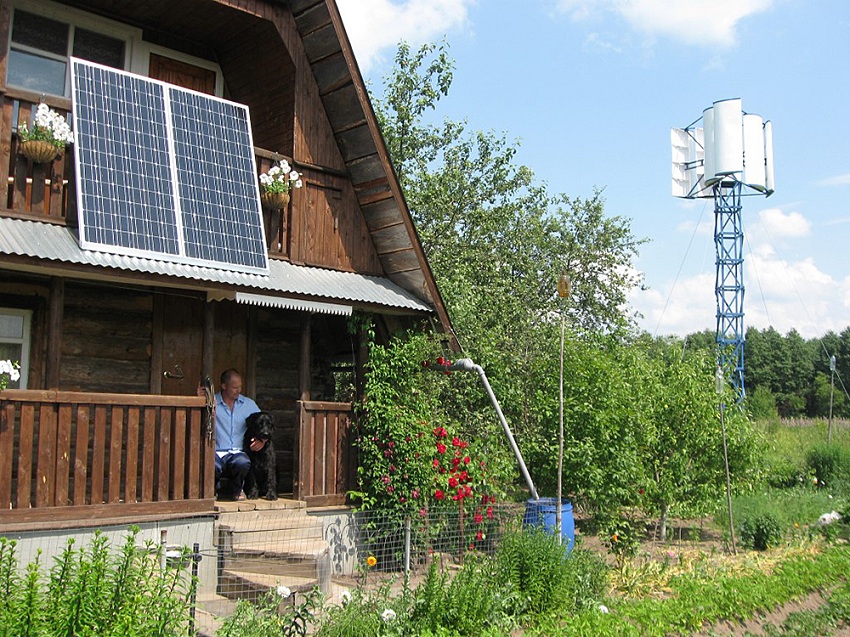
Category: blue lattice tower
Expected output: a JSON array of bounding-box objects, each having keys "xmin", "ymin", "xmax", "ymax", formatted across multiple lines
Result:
[{"xmin": 713, "ymin": 182, "xmax": 745, "ymax": 399}]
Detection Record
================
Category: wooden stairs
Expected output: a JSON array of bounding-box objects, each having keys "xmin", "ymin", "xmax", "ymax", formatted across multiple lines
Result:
[{"xmin": 194, "ymin": 498, "xmax": 333, "ymax": 635}]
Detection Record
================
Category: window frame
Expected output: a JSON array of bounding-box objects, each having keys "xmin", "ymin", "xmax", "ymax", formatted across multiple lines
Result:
[
  {"xmin": 0, "ymin": 307, "xmax": 31, "ymax": 389},
  {"xmin": 7, "ymin": 0, "xmax": 225, "ymax": 98},
  {"xmin": 7, "ymin": 0, "xmax": 141, "ymax": 97}
]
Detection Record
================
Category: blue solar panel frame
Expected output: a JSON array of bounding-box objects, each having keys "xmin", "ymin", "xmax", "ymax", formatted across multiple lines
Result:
[{"xmin": 71, "ymin": 58, "xmax": 269, "ymax": 274}]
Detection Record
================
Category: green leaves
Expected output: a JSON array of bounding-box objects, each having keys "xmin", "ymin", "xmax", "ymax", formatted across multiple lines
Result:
[{"xmin": 0, "ymin": 529, "xmax": 194, "ymax": 637}]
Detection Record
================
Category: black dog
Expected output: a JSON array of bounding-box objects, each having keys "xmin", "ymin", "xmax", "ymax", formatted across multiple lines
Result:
[{"xmin": 243, "ymin": 411, "xmax": 277, "ymax": 500}]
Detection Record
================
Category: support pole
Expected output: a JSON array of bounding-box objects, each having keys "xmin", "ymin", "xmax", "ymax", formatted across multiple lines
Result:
[
  {"xmin": 557, "ymin": 314, "xmax": 565, "ymax": 541},
  {"xmin": 828, "ymin": 355, "xmax": 836, "ymax": 443}
]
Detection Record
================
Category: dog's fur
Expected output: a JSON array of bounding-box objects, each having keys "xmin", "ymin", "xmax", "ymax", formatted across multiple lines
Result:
[{"xmin": 243, "ymin": 411, "xmax": 277, "ymax": 500}]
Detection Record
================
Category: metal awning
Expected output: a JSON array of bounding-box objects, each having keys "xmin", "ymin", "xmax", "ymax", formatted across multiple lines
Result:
[{"xmin": 209, "ymin": 291, "xmax": 352, "ymax": 316}]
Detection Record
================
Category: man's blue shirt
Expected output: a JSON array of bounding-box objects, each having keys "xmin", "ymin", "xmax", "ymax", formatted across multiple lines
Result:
[{"xmin": 215, "ymin": 392, "xmax": 260, "ymax": 453}]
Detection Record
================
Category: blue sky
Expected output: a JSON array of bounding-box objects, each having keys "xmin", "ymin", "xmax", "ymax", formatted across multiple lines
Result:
[{"xmin": 336, "ymin": 0, "xmax": 850, "ymax": 339}]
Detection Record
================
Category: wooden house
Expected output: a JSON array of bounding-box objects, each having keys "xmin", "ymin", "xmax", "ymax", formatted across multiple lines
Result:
[{"xmin": 0, "ymin": 0, "xmax": 452, "ymax": 535}]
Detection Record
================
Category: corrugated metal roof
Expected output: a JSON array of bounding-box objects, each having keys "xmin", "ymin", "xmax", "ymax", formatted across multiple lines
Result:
[{"xmin": 0, "ymin": 217, "xmax": 432, "ymax": 313}]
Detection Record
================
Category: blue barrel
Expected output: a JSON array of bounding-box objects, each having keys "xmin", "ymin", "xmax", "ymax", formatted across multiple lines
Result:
[{"xmin": 523, "ymin": 497, "xmax": 574, "ymax": 553}]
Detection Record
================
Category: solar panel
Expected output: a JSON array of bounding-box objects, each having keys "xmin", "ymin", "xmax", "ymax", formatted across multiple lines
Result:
[{"xmin": 70, "ymin": 58, "xmax": 268, "ymax": 274}]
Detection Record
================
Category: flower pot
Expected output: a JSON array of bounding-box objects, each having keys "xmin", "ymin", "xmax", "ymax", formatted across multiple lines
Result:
[
  {"xmin": 19, "ymin": 139, "xmax": 60, "ymax": 164},
  {"xmin": 260, "ymin": 191, "xmax": 290, "ymax": 210}
]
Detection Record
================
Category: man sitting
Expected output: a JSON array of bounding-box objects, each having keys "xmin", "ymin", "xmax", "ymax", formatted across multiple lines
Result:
[{"xmin": 213, "ymin": 368, "xmax": 262, "ymax": 500}]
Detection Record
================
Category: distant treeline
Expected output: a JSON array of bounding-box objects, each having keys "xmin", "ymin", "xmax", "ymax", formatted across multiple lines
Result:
[{"xmin": 682, "ymin": 326, "xmax": 850, "ymax": 419}]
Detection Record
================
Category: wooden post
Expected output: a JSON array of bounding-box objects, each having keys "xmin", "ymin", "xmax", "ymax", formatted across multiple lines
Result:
[
  {"xmin": 150, "ymin": 293, "xmax": 163, "ymax": 394},
  {"xmin": 203, "ymin": 301, "xmax": 215, "ymax": 382},
  {"xmin": 46, "ymin": 277, "xmax": 64, "ymax": 389},
  {"xmin": 299, "ymin": 316, "xmax": 312, "ymax": 401},
  {"xmin": 294, "ymin": 317, "xmax": 312, "ymax": 499},
  {"xmin": 246, "ymin": 306, "xmax": 257, "ymax": 398}
]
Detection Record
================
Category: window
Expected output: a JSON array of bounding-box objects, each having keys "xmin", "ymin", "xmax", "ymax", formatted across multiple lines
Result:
[
  {"xmin": 7, "ymin": 7, "xmax": 128, "ymax": 96},
  {"xmin": 0, "ymin": 309, "xmax": 31, "ymax": 389}
]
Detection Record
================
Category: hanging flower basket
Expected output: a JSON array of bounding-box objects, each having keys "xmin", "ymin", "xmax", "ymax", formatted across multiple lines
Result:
[
  {"xmin": 20, "ymin": 139, "xmax": 60, "ymax": 164},
  {"xmin": 260, "ymin": 191, "xmax": 290, "ymax": 210}
]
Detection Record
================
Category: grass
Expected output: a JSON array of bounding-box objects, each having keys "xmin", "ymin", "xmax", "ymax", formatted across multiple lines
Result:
[{"xmin": 526, "ymin": 543, "xmax": 850, "ymax": 637}]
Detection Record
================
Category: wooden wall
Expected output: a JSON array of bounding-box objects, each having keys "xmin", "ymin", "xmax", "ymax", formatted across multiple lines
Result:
[{"xmin": 60, "ymin": 284, "xmax": 152, "ymax": 394}]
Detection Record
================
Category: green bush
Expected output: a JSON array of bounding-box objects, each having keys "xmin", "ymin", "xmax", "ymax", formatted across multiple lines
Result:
[
  {"xmin": 411, "ymin": 557, "xmax": 516, "ymax": 636},
  {"xmin": 806, "ymin": 443, "xmax": 850, "ymax": 492},
  {"xmin": 218, "ymin": 587, "xmax": 322, "ymax": 637},
  {"xmin": 316, "ymin": 583, "xmax": 404, "ymax": 637},
  {"xmin": 494, "ymin": 527, "xmax": 608, "ymax": 616},
  {"xmin": 739, "ymin": 512, "xmax": 783, "ymax": 550}
]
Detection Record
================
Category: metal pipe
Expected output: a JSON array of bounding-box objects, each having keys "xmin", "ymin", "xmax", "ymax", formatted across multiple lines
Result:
[
  {"xmin": 404, "ymin": 518, "xmax": 411, "ymax": 584},
  {"xmin": 447, "ymin": 358, "xmax": 539, "ymax": 500}
]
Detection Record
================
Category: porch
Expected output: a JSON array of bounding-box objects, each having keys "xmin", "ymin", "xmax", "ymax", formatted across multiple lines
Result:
[{"xmin": 0, "ymin": 389, "xmax": 353, "ymax": 531}]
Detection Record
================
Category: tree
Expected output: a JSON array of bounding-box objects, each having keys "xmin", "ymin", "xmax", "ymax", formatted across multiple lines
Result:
[
  {"xmin": 371, "ymin": 42, "xmax": 648, "ymax": 483},
  {"xmin": 372, "ymin": 41, "xmax": 645, "ymax": 346}
]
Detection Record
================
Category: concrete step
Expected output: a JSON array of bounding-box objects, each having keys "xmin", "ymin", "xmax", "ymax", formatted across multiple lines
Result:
[
  {"xmin": 218, "ymin": 570, "xmax": 319, "ymax": 602},
  {"xmin": 229, "ymin": 527, "xmax": 325, "ymax": 551},
  {"xmin": 228, "ymin": 537, "xmax": 330, "ymax": 562},
  {"xmin": 214, "ymin": 498, "xmax": 306, "ymax": 513},
  {"xmin": 218, "ymin": 509, "xmax": 323, "ymax": 533},
  {"xmin": 224, "ymin": 554, "xmax": 322, "ymax": 580},
  {"xmin": 214, "ymin": 500, "xmax": 334, "ymax": 604}
]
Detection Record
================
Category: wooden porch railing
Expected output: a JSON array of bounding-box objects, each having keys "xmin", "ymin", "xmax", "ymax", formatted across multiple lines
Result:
[
  {"xmin": 295, "ymin": 400, "xmax": 354, "ymax": 507},
  {"xmin": 3, "ymin": 89, "xmax": 292, "ymax": 258},
  {"xmin": 0, "ymin": 389, "xmax": 214, "ymax": 529}
]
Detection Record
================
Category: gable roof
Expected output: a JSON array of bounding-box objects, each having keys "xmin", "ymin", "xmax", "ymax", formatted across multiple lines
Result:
[{"xmin": 288, "ymin": 0, "xmax": 455, "ymax": 338}]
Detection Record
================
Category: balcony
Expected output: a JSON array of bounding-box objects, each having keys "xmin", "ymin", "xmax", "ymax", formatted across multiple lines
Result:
[{"xmin": 4, "ymin": 90, "xmax": 292, "ymax": 259}]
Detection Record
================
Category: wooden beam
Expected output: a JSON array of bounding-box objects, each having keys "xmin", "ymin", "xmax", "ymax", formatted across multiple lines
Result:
[
  {"xmin": 0, "ymin": 499, "xmax": 216, "ymax": 533},
  {"xmin": 203, "ymin": 300, "xmax": 215, "ymax": 382},
  {"xmin": 46, "ymin": 277, "xmax": 63, "ymax": 389},
  {"xmin": 299, "ymin": 316, "xmax": 311, "ymax": 401},
  {"xmin": 0, "ymin": 389, "xmax": 205, "ymax": 407},
  {"xmin": 150, "ymin": 292, "xmax": 163, "ymax": 394},
  {"xmin": 247, "ymin": 305, "xmax": 257, "ymax": 398}
]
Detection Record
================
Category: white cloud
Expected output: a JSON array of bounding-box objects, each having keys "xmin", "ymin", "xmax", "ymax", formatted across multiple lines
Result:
[
  {"xmin": 819, "ymin": 173, "xmax": 850, "ymax": 187},
  {"xmin": 336, "ymin": 0, "xmax": 472, "ymax": 75},
  {"xmin": 583, "ymin": 32, "xmax": 622, "ymax": 54},
  {"xmin": 757, "ymin": 208, "xmax": 811, "ymax": 239},
  {"xmin": 556, "ymin": 0, "xmax": 774, "ymax": 48},
  {"xmin": 632, "ymin": 245, "xmax": 846, "ymax": 339}
]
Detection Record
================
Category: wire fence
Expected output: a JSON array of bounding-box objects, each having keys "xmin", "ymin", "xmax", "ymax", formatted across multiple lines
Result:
[
  {"xmin": 0, "ymin": 501, "xmax": 536, "ymax": 635},
  {"xmin": 200, "ymin": 501, "xmax": 532, "ymax": 633}
]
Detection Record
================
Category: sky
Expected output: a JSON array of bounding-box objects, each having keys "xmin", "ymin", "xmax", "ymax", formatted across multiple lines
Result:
[{"xmin": 335, "ymin": 0, "xmax": 850, "ymax": 340}]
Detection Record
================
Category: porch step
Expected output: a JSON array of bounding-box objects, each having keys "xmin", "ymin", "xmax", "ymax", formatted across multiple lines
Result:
[
  {"xmin": 220, "ymin": 509, "xmax": 324, "ymax": 535},
  {"xmin": 218, "ymin": 570, "xmax": 318, "ymax": 600},
  {"xmin": 215, "ymin": 501, "xmax": 331, "ymax": 604},
  {"xmin": 231, "ymin": 537, "xmax": 329, "ymax": 560}
]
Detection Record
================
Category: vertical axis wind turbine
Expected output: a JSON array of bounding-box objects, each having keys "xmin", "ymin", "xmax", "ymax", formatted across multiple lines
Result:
[{"xmin": 672, "ymin": 98, "xmax": 775, "ymax": 399}]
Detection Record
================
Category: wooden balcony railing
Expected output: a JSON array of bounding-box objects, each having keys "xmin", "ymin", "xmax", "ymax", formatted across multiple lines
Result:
[
  {"xmin": 295, "ymin": 400, "xmax": 354, "ymax": 507},
  {"xmin": 4, "ymin": 90, "xmax": 292, "ymax": 258},
  {"xmin": 0, "ymin": 389, "xmax": 214, "ymax": 530}
]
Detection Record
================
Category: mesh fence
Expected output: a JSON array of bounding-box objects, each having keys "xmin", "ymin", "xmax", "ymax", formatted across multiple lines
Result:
[
  {"xmin": 0, "ymin": 501, "xmax": 539, "ymax": 635},
  {"xmin": 199, "ymin": 501, "xmax": 529, "ymax": 634}
]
